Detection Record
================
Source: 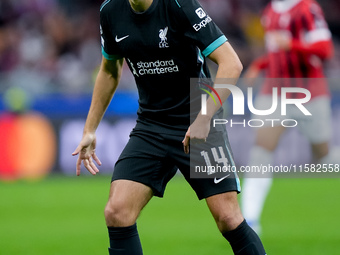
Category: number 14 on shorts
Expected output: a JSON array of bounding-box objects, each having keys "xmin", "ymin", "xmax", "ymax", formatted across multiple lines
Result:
[{"xmin": 199, "ymin": 146, "xmax": 235, "ymax": 176}]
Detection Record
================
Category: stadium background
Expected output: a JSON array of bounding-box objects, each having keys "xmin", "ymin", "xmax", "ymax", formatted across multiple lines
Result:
[{"xmin": 0, "ymin": 0, "xmax": 339, "ymax": 254}]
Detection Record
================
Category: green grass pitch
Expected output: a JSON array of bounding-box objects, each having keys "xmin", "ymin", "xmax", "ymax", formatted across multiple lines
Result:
[{"xmin": 1, "ymin": 175, "xmax": 339, "ymax": 255}]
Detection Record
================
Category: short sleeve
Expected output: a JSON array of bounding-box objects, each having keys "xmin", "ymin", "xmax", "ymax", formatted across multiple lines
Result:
[
  {"xmin": 100, "ymin": 4, "xmax": 123, "ymax": 60},
  {"xmin": 174, "ymin": 0, "xmax": 227, "ymax": 57}
]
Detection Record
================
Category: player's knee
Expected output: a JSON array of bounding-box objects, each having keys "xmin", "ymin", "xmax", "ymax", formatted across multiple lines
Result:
[
  {"xmin": 104, "ymin": 201, "xmax": 137, "ymax": 227},
  {"xmin": 312, "ymin": 142, "xmax": 329, "ymax": 160},
  {"xmin": 215, "ymin": 213, "xmax": 243, "ymax": 233},
  {"xmin": 207, "ymin": 192, "xmax": 244, "ymax": 232}
]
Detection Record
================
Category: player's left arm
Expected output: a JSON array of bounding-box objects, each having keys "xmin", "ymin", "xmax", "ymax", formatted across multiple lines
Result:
[
  {"xmin": 183, "ymin": 42, "xmax": 242, "ymax": 153},
  {"xmin": 289, "ymin": 35, "xmax": 333, "ymax": 60}
]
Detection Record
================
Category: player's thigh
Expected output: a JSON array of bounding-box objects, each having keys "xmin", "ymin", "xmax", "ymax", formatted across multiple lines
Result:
[
  {"xmin": 311, "ymin": 141, "xmax": 329, "ymax": 160},
  {"xmin": 108, "ymin": 179, "xmax": 153, "ymax": 211},
  {"xmin": 255, "ymin": 125, "xmax": 286, "ymax": 151},
  {"xmin": 105, "ymin": 179, "xmax": 153, "ymax": 226}
]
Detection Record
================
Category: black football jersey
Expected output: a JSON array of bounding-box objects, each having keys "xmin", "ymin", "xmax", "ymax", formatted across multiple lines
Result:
[{"xmin": 100, "ymin": 0, "xmax": 227, "ymax": 135}]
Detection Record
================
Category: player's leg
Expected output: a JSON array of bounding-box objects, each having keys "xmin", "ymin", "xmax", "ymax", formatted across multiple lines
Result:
[
  {"xmin": 241, "ymin": 125, "xmax": 285, "ymax": 234},
  {"xmin": 172, "ymin": 130, "xmax": 266, "ymax": 254},
  {"xmin": 105, "ymin": 180, "xmax": 153, "ymax": 227},
  {"xmin": 205, "ymin": 191, "xmax": 242, "ymax": 231},
  {"xmin": 241, "ymin": 94, "xmax": 286, "ymax": 233},
  {"xmin": 255, "ymin": 125, "xmax": 286, "ymax": 152},
  {"xmin": 104, "ymin": 179, "xmax": 153, "ymax": 255},
  {"xmin": 206, "ymin": 192, "xmax": 266, "ymax": 255},
  {"xmin": 311, "ymin": 141, "xmax": 329, "ymax": 160},
  {"xmin": 318, "ymin": 144, "xmax": 340, "ymax": 165},
  {"xmin": 104, "ymin": 132, "xmax": 177, "ymax": 255},
  {"xmin": 309, "ymin": 130, "xmax": 340, "ymax": 166}
]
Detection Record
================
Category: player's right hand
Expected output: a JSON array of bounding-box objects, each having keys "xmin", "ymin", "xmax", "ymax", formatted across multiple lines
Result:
[
  {"xmin": 72, "ymin": 133, "xmax": 102, "ymax": 176},
  {"xmin": 182, "ymin": 115, "xmax": 211, "ymax": 154}
]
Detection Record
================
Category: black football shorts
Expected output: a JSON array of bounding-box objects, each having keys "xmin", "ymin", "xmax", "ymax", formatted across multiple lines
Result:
[{"xmin": 112, "ymin": 129, "xmax": 241, "ymax": 200}]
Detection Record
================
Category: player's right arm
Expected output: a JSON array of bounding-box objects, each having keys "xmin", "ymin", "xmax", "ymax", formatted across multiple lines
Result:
[{"xmin": 72, "ymin": 57, "xmax": 124, "ymax": 176}]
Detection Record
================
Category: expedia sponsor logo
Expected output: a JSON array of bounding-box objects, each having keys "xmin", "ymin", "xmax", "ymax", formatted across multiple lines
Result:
[
  {"xmin": 136, "ymin": 59, "xmax": 179, "ymax": 76},
  {"xmin": 193, "ymin": 16, "xmax": 212, "ymax": 31},
  {"xmin": 195, "ymin": 7, "xmax": 206, "ymax": 19}
]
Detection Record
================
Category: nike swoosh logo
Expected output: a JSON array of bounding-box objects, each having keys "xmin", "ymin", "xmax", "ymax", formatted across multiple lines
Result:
[
  {"xmin": 115, "ymin": 35, "xmax": 129, "ymax": 42},
  {"xmin": 214, "ymin": 174, "xmax": 230, "ymax": 184}
]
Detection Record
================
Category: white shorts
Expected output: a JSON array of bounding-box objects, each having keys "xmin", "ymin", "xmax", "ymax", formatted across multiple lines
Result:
[{"xmin": 252, "ymin": 95, "xmax": 332, "ymax": 144}]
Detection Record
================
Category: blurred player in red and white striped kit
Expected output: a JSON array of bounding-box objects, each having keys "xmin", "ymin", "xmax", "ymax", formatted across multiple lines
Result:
[{"xmin": 241, "ymin": 0, "xmax": 340, "ymax": 234}]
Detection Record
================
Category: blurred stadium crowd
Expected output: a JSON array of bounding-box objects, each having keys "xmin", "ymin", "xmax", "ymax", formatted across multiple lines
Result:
[{"xmin": 0, "ymin": 0, "xmax": 340, "ymax": 96}]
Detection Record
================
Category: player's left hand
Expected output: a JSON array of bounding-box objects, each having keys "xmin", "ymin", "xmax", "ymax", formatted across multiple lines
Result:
[
  {"xmin": 72, "ymin": 133, "xmax": 102, "ymax": 176},
  {"xmin": 182, "ymin": 116, "xmax": 211, "ymax": 154}
]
